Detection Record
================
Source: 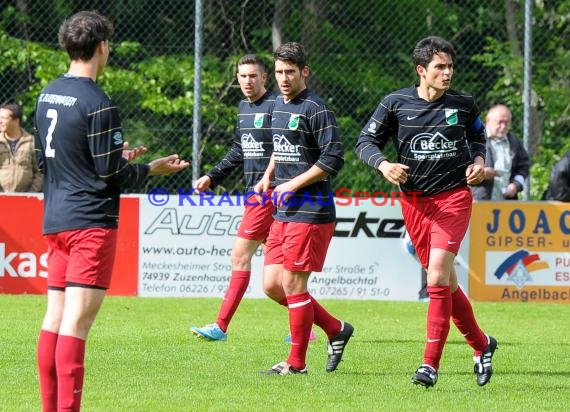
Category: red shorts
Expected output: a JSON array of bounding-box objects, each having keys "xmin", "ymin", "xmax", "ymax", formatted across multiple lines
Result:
[
  {"xmin": 264, "ymin": 220, "xmax": 335, "ymax": 272},
  {"xmin": 237, "ymin": 190, "xmax": 275, "ymax": 241},
  {"xmin": 401, "ymin": 186, "xmax": 471, "ymax": 268},
  {"xmin": 45, "ymin": 227, "xmax": 118, "ymax": 289}
]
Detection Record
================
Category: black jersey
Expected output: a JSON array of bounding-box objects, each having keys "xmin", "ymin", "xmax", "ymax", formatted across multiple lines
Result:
[
  {"xmin": 272, "ymin": 89, "xmax": 344, "ymax": 223},
  {"xmin": 356, "ymin": 85, "xmax": 486, "ymax": 196},
  {"xmin": 207, "ymin": 90, "xmax": 276, "ymax": 191},
  {"xmin": 34, "ymin": 75, "xmax": 149, "ymax": 234}
]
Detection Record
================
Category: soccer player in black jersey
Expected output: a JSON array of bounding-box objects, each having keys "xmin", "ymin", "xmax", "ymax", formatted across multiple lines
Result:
[
  {"xmin": 356, "ymin": 36, "xmax": 497, "ymax": 388},
  {"xmin": 34, "ymin": 11, "xmax": 188, "ymax": 411},
  {"xmin": 256, "ymin": 42, "xmax": 353, "ymax": 375},
  {"xmin": 190, "ymin": 54, "xmax": 289, "ymax": 341}
]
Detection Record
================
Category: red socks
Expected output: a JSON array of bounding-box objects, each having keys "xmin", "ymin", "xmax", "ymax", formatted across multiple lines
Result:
[
  {"xmin": 310, "ymin": 295, "xmax": 342, "ymax": 339},
  {"xmin": 286, "ymin": 292, "xmax": 314, "ymax": 370},
  {"xmin": 38, "ymin": 332, "xmax": 86, "ymax": 411},
  {"xmin": 451, "ymin": 286, "xmax": 488, "ymax": 355},
  {"xmin": 56, "ymin": 335, "xmax": 86, "ymax": 412},
  {"xmin": 423, "ymin": 286, "xmax": 488, "ymax": 369},
  {"xmin": 424, "ymin": 285, "xmax": 451, "ymax": 370},
  {"xmin": 216, "ymin": 270, "xmax": 251, "ymax": 332},
  {"xmin": 281, "ymin": 294, "xmax": 340, "ymax": 340},
  {"xmin": 38, "ymin": 330, "xmax": 58, "ymax": 412}
]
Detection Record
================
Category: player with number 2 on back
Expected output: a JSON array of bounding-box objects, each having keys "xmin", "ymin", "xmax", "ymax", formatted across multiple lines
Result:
[{"xmin": 34, "ymin": 10, "xmax": 188, "ymax": 412}]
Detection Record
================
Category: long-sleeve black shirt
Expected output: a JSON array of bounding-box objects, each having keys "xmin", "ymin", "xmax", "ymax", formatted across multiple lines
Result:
[
  {"xmin": 356, "ymin": 85, "xmax": 486, "ymax": 196},
  {"xmin": 207, "ymin": 90, "xmax": 276, "ymax": 191},
  {"xmin": 272, "ymin": 89, "xmax": 344, "ymax": 223},
  {"xmin": 35, "ymin": 75, "xmax": 149, "ymax": 234}
]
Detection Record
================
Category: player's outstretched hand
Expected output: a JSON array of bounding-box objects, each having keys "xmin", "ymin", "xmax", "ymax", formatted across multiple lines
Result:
[
  {"xmin": 148, "ymin": 154, "xmax": 190, "ymax": 176},
  {"xmin": 194, "ymin": 175, "xmax": 212, "ymax": 193},
  {"xmin": 122, "ymin": 142, "xmax": 148, "ymax": 162}
]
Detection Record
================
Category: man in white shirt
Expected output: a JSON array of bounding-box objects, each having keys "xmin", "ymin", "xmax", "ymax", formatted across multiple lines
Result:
[{"xmin": 472, "ymin": 104, "xmax": 530, "ymax": 200}]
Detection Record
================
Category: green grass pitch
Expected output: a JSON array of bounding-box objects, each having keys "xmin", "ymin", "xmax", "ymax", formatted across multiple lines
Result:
[{"xmin": 1, "ymin": 294, "xmax": 569, "ymax": 411}]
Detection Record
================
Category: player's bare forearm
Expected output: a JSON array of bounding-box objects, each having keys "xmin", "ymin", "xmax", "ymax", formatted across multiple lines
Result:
[
  {"xmin": 288, "ymin": 164, "xmax": 329, "ymax": 192},
  {"xmin": 264, "ymin": 153, "xmax": 276, "ymax": 180}
]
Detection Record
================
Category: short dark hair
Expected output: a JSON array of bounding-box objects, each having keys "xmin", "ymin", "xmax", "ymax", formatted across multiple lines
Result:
[
  {"xmin": 0, "ymin": 103, "xmax": 22, "ymax": 122},
  {"xmin": 412, "ymin": 36, "xmax": 456, "ymax": 68},
  {"xmin": 58, "ymin": 10, "xmax": 114, "ymax": 61},
  {"xmin": 237, "ymin": 54, "xmax": 268, "ymax": 73},
  {"xmin": 273, "ymin": 42, "xmax": 307, "ymax": 70}
]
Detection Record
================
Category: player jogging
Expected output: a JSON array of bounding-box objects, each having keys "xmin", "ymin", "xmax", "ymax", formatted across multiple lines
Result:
[
  {"xmin": 356, "ymin": 36, "xmax": 497, "ymax": 388},
  {"xmin": 256, "ymin": 42, "xmax": 353, "ymax": 375},
  {"xmin": 190, "ymin": 54, "xmax": 282, "ymax": 341}
]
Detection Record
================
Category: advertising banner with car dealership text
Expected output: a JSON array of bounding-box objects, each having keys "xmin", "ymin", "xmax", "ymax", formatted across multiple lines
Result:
[
  {"xmin": 137, "ymin": 195, "xmax": 427, "ymax": 301},
  {"xmin": 8, "ymin": 194, "xmax": 567, "ymax": 303}
]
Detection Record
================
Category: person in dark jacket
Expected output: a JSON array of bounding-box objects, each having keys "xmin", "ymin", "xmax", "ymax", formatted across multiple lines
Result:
[
  {"xmin": 471, "ymin": 104, "xmax": 530, "ymax": 200},
  {"xmin": 543, "ymin": 150, "xmax": 570, "ymax": 202}
]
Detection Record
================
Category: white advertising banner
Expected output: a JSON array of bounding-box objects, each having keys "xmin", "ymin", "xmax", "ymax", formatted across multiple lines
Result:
[
  {"xmin": 138, "ymin": 195, "xmax": 470, "ymax": 300},
  {"xmin": 138, "ymin": 194, "xmax": 266, "ymax": 298},
  {"xmin": 316, "ymin": 199, "xmax": 419, "ymax": 301}
]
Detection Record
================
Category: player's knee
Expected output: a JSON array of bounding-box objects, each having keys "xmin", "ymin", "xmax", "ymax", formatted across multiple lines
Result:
[
  {"xmin": 263, "ymin": 283, "xmax": 284, "ymax": 302},
  {"xmin": 41, "ymin": 315, "xmax": 62, "ymax": 333},
  {"xmin": 426, "ymin": 269, "xmax": 450, "ymax": 286},
  {"xmin": 231, "ymin": 246, "xmax": 256, "ymax": 267}
]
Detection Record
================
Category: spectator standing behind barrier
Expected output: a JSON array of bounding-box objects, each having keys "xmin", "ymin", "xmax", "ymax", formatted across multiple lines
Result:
[
  {"xmin": 471, "ymin": 104, "xmax": 530, "ymax": 200},
  {"xmin": 356, "ymin": 36, "xmax": 497, "ymax": 388},
  {"xmin": 543, "ymin": 149, "xmax": 570, "ymax": 202},
  {"xmin": 255, "ymin": 42, "xmax": 353, "ymax": 375},
  {"xmin": 34, "ymin": 10, "xmax": 189, "ymax": 412},
  {"xmin": 0, "ymin": 103, "xmax": 43, "ymax": 192}
]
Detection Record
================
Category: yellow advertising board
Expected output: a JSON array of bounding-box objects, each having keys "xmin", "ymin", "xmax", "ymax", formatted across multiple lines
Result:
[{"xmin": 470, "ymin": 202, "xmax": 570, "ymax": 303}]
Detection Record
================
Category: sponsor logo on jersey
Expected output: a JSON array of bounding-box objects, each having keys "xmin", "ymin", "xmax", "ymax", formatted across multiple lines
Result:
[
  {"xmin": 113, "ymin": 131, "xmax": 123, "ymax": 146},
  {"xmin": 273, "ymin": 134, "xmax": 300, "ymax": 161},
  {"xmin": 288, "ymin": 114, "xmax": 300, "ymax": 130},
  {"xmin": 367, "ymin": 121, "xmax": 377, "ymax": 133},
  {"xmin": 241, "ymin": 133, "xmax": 264, "ymax": 158},
  {"xmin": 254, "ymin": 113, "xmax": 265, "ymax": 128},
  {"xmin": 445, "ymin": 108, "xmax": 458, "ymax": 125},
  {"xmin": 410, "ymin": 132, "xmax": 458, "ymax": 160}
]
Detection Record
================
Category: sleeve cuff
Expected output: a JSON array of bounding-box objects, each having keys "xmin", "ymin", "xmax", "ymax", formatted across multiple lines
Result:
[{"xmin": 513, "ymin": 175, "xmax": 525, "ymax": 190}]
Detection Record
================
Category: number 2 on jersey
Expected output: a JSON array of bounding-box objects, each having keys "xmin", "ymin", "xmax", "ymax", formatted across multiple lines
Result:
[{"xmin": 45, "ymin": 108, "xmax": 57, "ymax": 158}]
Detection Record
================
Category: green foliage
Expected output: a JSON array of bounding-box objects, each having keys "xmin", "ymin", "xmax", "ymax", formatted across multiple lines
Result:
[
  {"xmin": 473, "ymin": 21, "xmax": 570, "ymax": 199},
  {"xmin": 530, "ymin": 142, "xmax": 570, "ymax": 200},
  {"xmin": 0, "ymin": 30, "xmax": 237, "ymax": 189},
  {"xmin": 472, "ymin": 38, "xmax": 524, "ymax": 113},
  {"xmin": 0, "ymin": 32, "xmax": 68, "ymax": 116},
  {"xmin": 470, "ymin": 1, "xmax": 570, "ymax": 199},
  {"xmin": 2, "ymin": 0, "xmax": 570, "ymax": 195}
]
